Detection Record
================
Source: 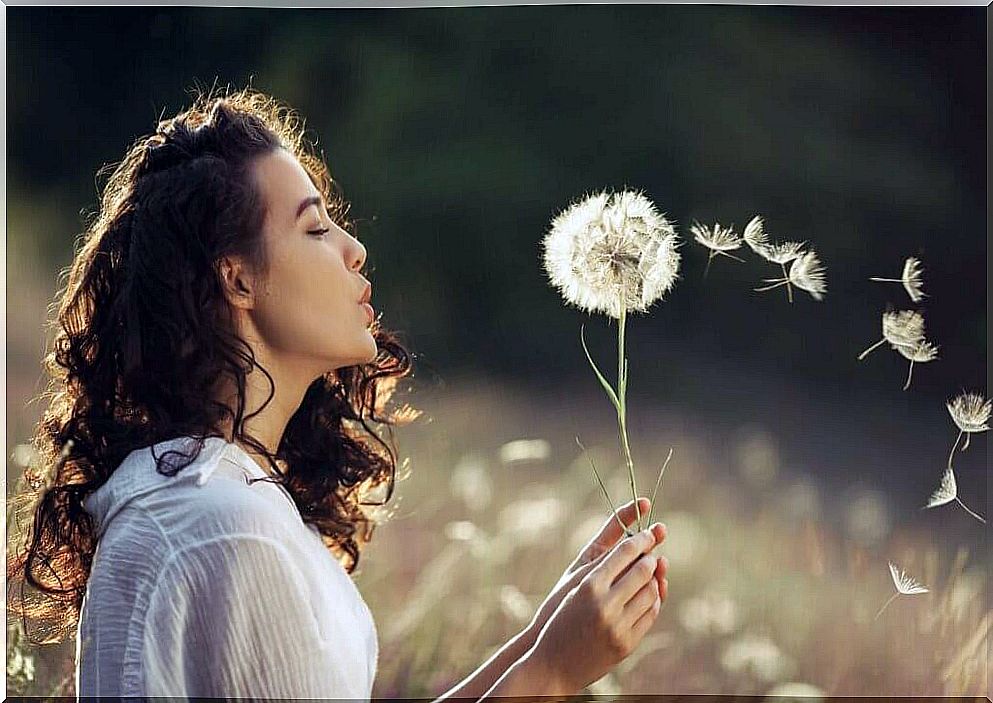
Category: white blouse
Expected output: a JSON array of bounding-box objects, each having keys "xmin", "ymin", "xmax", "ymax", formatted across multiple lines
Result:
[{"xmin": 76, "ymin": 435, "xmax": 379, "ymax": 700}]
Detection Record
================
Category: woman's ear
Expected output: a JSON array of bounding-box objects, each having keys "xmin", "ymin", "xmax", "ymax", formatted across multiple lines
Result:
[{"xmin": 217, "ymin": 255, "xmax": 256, "ymax": 310}]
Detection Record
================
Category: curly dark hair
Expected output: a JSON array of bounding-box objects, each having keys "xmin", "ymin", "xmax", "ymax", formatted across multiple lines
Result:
[{"xmin": 6, "ymin": 84, "xmax": 421, "ymax": 645}]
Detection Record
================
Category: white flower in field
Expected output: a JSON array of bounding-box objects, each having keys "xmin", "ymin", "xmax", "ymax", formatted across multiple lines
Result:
[
  {"xmin": 764, "ymin": 682, "xmax": 826, "ymax": 703},
  {"xmin": 857, "ymin": 309, "xmax": 926, "ymax": 361},
  {"xmin": 923, "ymin": 466, "xmax": 986, "ymax": 524},
  {"xmin": 691, "ymin": 220, "xmax": 745, "ymax": 276},
  {"xmin": 499, "ymin": 584, "xmax": 534, "ymax": 624},
  {"xmin": 842, "ymin": 488, "xmax": 891, "ymax": 546},
  {"xmin": 869, "ymin": 256, "xmax": 926, "ymax": 303},
  {"xmin": 875, "ymin": 561, "xmax": 929, "ymax": 620},
  {"xmin": 444, "ymin": 520, "xmax": 480, "ymax": 542},
  {"xmin": 7, "ymin": 649, "xmax": 36, "ymax": 682},
  {"xmin": 498, "ymin": 438, "xmax": 551, "ymax": 465},
  {"xmin": 541, "ymin": 189, "xmax": 681, "ymax": 319},
  {"xmin": 893, "ymin": 339, "xmax": 938, "ymax": 391},
  {"xmin": 742, "ymin": 215, "xmax": 769, "ymax": 255},
  {"xmin": 754, "ymin": 250, "xmax": 826, "ymax": 302},
  {"xmin": 498, "ymin": 496, "xmax": 565, "ymax": 545},
  {"xmin": 677, "ymin": 590, "xmax": 740, "ymax": 636},
  {"xmin": 450, "ymin": 453, "xmax": 493, "ymax": 512},
  {"xmin": 721, "ymin": 634, "xmax": 793, "ymax": 682}
]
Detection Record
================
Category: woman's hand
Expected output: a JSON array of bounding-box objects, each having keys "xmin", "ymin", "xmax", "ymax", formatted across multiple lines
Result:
[
  {"xmin": 526, "ymin": 497, "xmax": 668, "ymax": 642},
  {"xmin": 527, "ymin": 524, "xmax": 668, "ymax": 693}
]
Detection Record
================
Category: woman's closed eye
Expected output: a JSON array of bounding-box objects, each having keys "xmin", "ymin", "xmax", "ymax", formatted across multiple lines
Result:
[{"xmin": 308, "ymin": 226, "xmax": 331, "ymax": 237}]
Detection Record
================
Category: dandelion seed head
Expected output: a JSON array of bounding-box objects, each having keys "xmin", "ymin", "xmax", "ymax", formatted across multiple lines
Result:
[
  {"xmin": 787, "ymin": 250, "xmax": 827, "ymax": 300},
  {"xmin": 887, "ymin": 561, "xmax": 929, "ymax": 595},
  {"xmin": 881, "ymin": 310, "xmax": 926, "ymax": 350},
  {"xmin": 743, "ymin": 215, "xmax": 769, "ymax": 254},
  {"xmin": 946, "ymin": 392, "xmax": 991, "ymax": 434},
  {"xmin": 762, "ymin": 241, "xmax": 807, "ymax": 265},
  {"xmin": 691, "ymin": 221, "xmax": 742, "ymax": 253},
  {"xmin": 925, "ymin": 467, "xmax": 957, "ymax": 508},
  {"xmin": 901, "ymin": 256, "xmax": 926, "ymax": 303},
  {"xmin": 542, "ymin": 189, "xmax": 681, "ymax": 319},
  {"xmin": 894, "ymin": 339, "xmax": 939, "ymax": 363}
]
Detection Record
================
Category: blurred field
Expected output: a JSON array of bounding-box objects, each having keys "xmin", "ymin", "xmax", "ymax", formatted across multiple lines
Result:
[{"xmin": 8, "ymin": 362, "xmax": 990, "ymax": 698}]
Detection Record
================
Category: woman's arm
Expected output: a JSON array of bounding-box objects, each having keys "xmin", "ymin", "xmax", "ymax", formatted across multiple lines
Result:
[{"xmin": 432, "ymin": 624, "xmax": 545, "ymax": 701}]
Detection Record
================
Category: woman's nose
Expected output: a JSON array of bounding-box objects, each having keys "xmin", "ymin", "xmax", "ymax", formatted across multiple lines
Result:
[{"xmin": 347, "ymin": 234, "xmax": 367, "ymax": 272}]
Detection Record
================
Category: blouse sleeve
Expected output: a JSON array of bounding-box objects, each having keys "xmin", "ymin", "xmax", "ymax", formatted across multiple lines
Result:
[{"xmin": 142, "ymin": 533, "xmax": 352, "ymax": 699}]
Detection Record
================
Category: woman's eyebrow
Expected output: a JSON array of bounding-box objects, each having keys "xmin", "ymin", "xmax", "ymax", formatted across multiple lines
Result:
[{"xmin": 295, "ymin": 195, "xmax": 323, "ymax": 220}]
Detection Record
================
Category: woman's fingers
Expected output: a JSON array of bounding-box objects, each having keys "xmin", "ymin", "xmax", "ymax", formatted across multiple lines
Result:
[
  {"xmin": 622, "ymin": 578, "xmax": 661, "ymax": 621},
  {"xmin": 595, "ymin": 529, "xmax": 658, "ymax": 588},
  {"xmin": 588, "ymin": 498, "xmax": 651, "ymax": 554},
  {"xmin": 613, "ymin": 553, "xmax": 658, "ymax": 606},
  {"xmin": 654, "ymin": 556, "xmax": 669, "ymax": 600},
  {"xmin": 630, "ymin": 587, "xmax": 662, "ymax": 640}
]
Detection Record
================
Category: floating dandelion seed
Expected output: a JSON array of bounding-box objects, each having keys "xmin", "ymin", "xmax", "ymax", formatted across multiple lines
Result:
[
  {"xmin": 874, "ymin": 561, "xmax": 929, "ymax": 620},
  {"xmin": 742, "ymin": 213, "xmax": 808, "ymax": 302},
  {"xmin": 923, "ymin": 465, "xmax": 986, "ymax": 524},
  {"xmin": 869, "ymin": 256, "xmax": 926, "ymax": 303},
  {"xmin": 857, "ymin": 310, "xmax": 926, "ymax": 361},
  {"xmin": 761, "ymin": 241, "xmax": 807, "ymax": 265},
  {"xmin": 742, "ymin": 215, "xmax": 769, "ymax": 256},
  {"xmin": 945, "ymin": 391, "xmax": 990, "ymax": 470},
  {"xmin": 690, "ymin": 221, "xmax": 744, "ymax": 278},
  {"xmin": 894, "ymin": 339, "xmax": 938, "ymax": 391},
  {"xmin": 543, "ymin": 189, "xmax": 681, "ymax": 532},
  {"xmin": 753, "ymin": 250, "xmax": 826, "ymax": 302}
]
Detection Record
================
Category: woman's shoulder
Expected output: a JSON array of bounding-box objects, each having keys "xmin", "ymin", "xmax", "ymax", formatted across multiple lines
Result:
[{"xmin": 93, "ymin": 435, "xmax": 307, "ymax": 555}]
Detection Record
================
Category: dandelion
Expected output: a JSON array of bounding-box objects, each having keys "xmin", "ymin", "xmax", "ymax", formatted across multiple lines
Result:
[
  {"xmin": 894, "ymin": 339, "xmax": 938, "ymax": 391},
  {"xmin": 874, "ymin": 561, "xmax": 929, "ymax": 620},
  {"xmin": 690, "ymin": 220, "xmax": 744, "ymax": 278},
  {"xmin": 857, "ymin": 310, "xmax": 926, "ymax": 360},
  {"xmin": 542, "ymin": 189, "xmax": 680, "ymax": 320},
  {"xmin": 869, "ymin": 256, "xmax": 926, "ymax": 303},
  {"xmin": 753, "ymin": 250, "xmax": 826, "ymax": 302},
  {"xmin": 923, "ymin": 466, "xmax": 986, "ymax": 524},
  {"xmin": 543, "ymin": 189, "xmax": 681, "ymax": 532}
]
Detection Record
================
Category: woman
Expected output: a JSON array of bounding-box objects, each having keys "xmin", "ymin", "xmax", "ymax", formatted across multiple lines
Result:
[{"xmin": 7, "ymin": 85, "xmax": 669, "ymax": 700}]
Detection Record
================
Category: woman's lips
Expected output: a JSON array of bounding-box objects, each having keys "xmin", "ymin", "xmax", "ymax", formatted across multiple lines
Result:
[{"xmin": 360, "ymin": 302, "xmax": 374, "ymax": 324}]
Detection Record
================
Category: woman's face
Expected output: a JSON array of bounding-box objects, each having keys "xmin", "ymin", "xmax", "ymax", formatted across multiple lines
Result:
[{"xmin": 241, "ymin": 148, "xmax": 377, "ymax": 373}]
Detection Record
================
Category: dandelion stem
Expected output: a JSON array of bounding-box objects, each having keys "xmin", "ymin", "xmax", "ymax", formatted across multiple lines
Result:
[
  {"xmin": 753, "ymin": 280, "xmax": 788, "ymax": 293},
  {"xmin": 782, "ymin": 262, "xmax": 793, "ymax": 304},
  {"xmin": 903, "ymin": 360, "xmax": 915, "ymax": 391},
  {"xmin": 616, "ymin": 304, "xmax": 642, "ymax": 532},
  {"xmin": 646, "ymin": 447, "xmax": 674, "ymax": 529},
  {"xmin": 858, "ymin": 338, "xmax": 885, "ymax": 361},
  {"xmin": 869, "ymin": 277, "xmax": 901, "ymax": 282},
  {"xmin": 703, "ymin": 250, "xmax": 714, "ymax": 280},
  {"xmin": 954, "ymin": 496, "xmax": 987, "ymax": 524},
  {"xmin": 717, "ymin": 250, "xmax": 746, "ymax": 263},
  {"xmin": 580, "ymin": 324, "xmax": 621, "ymax": 413},
  {"xmin": 947, "ymin": 429, "xmax": 963, "ymax": 472},
  {"xmin": 873, "ymin": 593, "xmax": 899, "ymax": 621},
  {"xmin": 961, "ymin": 432, "xmax": 971, "ymax": 452},
  {"xmin": 576, "ymin": 436, "xmax": 631, "ymax": 538}
]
